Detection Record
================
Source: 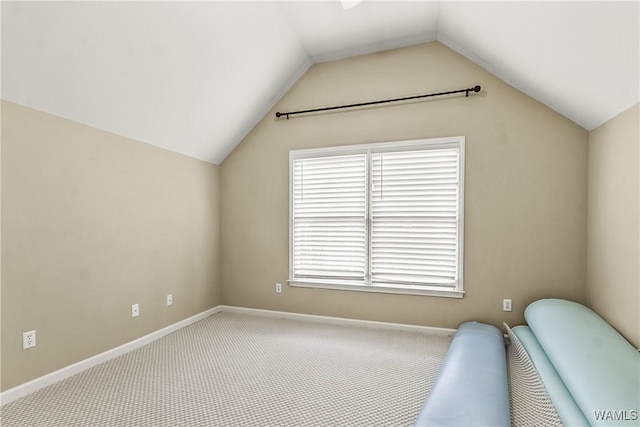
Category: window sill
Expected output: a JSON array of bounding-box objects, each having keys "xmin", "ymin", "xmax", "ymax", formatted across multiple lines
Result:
[{"xmin": 288, "ymin": 279, "xmax": 464, "ymax": 299}]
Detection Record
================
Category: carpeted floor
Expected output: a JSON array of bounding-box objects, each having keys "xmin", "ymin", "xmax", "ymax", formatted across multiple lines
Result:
[{"xmin": 1, "ymin": 311, "xmax": 453, "ymax": 427}]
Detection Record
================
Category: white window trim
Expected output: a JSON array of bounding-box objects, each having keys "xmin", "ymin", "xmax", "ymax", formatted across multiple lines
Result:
[{"xmin": 289, "ymin": 137, "xmax": 465, "ymax": 299}]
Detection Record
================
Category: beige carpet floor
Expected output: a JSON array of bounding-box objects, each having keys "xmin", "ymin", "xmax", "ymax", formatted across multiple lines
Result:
[{"xmin": 1, "ymin": 311, "xmax": 453, "ymax": 427}]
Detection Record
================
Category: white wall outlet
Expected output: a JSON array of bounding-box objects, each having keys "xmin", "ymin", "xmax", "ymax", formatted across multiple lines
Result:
[
  {"xmin": 166, "ymin": 294, "xmax": 173, "ymax": 306},
  {"xmin": 275, "ymin": 282, "xmax": 282, "ymax": 293},
  {"xmin": 23, "ymin": 330, "xmax": 36, "ymax": 350},
  {"xmin": 503, "ymin": 299, "xmax": 512, "ymax": 312},
  {"xmin": 132, "ymin": 303, "xmax": 140, "ymax": 317}
]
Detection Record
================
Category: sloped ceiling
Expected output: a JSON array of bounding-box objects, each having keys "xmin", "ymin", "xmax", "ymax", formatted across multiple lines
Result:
[{"xmin": 2, "ymin": 1, "xmax": 638, "ymax": 164}]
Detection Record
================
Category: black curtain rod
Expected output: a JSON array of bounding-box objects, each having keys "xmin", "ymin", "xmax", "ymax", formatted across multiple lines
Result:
[{"xmin": 275, "ymin": 84, "xmax": 481, "ymax": 119}]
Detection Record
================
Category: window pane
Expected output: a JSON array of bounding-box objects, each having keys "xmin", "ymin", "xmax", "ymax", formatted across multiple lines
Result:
[
  {"xmin": 370, "ymin": 149, "xmax": 460, "ymax": 287},
  {"xmin": 292, "ymin": 154, "xmax": 367, "ymax": 281}
]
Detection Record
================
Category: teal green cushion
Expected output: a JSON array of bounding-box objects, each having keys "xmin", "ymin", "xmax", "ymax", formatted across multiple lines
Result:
[
  {"xmin": 525, "ymin": 299, "xmax": 640, "ymax": 426},
  {"xmin": 512, "ymin": 325, "xmax": 590, "ymax": 426}
]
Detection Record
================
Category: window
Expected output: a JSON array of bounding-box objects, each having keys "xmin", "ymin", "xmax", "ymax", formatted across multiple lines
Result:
[{"xmin": 289, "ymin": 137, "xmax": 464, "ymax": 298}]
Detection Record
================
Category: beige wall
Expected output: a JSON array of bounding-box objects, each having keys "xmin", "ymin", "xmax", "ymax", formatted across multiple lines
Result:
[
  {"xmin": 587, "ymin": 103, "xmax": 639, "ymax": 348},
  {"xmin": 220, "ymin": 42, "xmax": 589, "ymax": 330},
  {"xmin": 1, "ymin": 101, "xmax": 221, "ymax": 391}
]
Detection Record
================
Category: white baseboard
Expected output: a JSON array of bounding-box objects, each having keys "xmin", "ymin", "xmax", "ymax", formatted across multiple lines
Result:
[
  {"xmin": 0, "ymin": 306, "xmax": 223, "ymax": 406},
  {"xmin": 217, "ymin": 305, "xmax": 457, "ymax": 336}
]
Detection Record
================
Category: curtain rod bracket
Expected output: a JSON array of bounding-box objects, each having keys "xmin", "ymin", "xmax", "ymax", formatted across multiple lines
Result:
[
  {"xmin": 466, "ymin": 85, "xmax": 481, "ymax": 97},
  {"xmin": 275, "ymin": 84, "xmax": 481, "ymax": 119}
]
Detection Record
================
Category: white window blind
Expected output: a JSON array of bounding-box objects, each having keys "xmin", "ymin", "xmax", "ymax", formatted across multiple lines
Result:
[
  {"xmin": 292, "ymin": 154, "xmax": 367, "ymax": 282},
  {"xmin": 371, "ymin": 149, "xmax": 460, "ymax": 287},
  {"xmin": 290, "ymin": 137, "xmax": 464, "ymax": 297}
]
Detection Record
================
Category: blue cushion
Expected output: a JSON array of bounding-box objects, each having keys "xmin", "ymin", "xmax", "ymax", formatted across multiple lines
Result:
[
  {"xmin": 525, "ymin": 299, "xmax": 640, "ymax": 426},
  {"xmin": 415, "ymin": 322, "xmax": 510, "ymax": 427},
  {"xmin": 512, "ymin": 325, "xmax": 590, "ymax": 426}
]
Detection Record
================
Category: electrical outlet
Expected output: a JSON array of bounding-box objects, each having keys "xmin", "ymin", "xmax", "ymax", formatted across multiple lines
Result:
[
  {"xmin": 503, "ymin": 299, "xmax": 512, "ymax": 312},
  {"xmin": 166, "ymin": 294, "xmax": 173, "ymax": 306},
  {"xmin": 23, "ymin": 330, "xmax": 36, "ymax": 350},
  {"xmin": 132, "ymin": 303, "xmax": 140, "ymax": 317},
  {"xmin": 275, "ymin": 282, "xmax": 282, "ymax": 293}
]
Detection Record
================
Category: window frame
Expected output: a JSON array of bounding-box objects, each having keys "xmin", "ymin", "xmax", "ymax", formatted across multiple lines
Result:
[{"xmin": 289, "ymin": 136, "xmax": 465, "ymax": 298}]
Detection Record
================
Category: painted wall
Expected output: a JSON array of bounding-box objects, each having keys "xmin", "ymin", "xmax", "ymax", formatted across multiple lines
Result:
[
  {"xmin": 220, "ymin": 42, "xmax": 589, "ymax": 330},
  {"xmin": 1, "ymin": 101, "xmax": 221, "ymax": 391},
  {"xmin": 587, "ymin": 103, "xmax": 639, "ymax": 348}
]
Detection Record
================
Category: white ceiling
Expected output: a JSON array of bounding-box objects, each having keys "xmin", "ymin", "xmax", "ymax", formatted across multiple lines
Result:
[{"xmin": 2, "ymin": 1, "xmax": 639, "ymax": 164}]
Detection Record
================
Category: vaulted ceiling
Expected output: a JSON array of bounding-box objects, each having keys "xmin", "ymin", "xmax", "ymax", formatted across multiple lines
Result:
[{"xmin": 2, "ymin": 1, "xmax": 638, "ymax": 164}]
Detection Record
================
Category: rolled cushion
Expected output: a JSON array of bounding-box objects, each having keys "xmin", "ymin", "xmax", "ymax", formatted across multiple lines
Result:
[
  {"xmin": 512, "ymin": 325, "xmax": 590, "ymax": 426},
  {"xmin": 414, "ymin": 322, "xmax": 510, "ymax": 426},
  {"xmin": 525, "ymin": 299, "xmax": 640, "ymax": 426}
]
